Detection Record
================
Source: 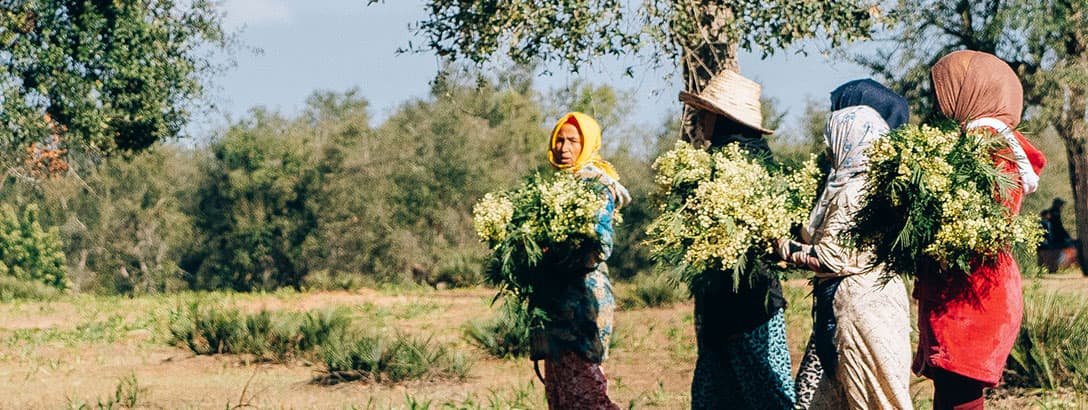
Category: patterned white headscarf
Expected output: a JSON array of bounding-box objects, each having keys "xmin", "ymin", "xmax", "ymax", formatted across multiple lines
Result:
[{"xmin": 804, "ymin": 106, "xmax": 890, "ymax": 241}]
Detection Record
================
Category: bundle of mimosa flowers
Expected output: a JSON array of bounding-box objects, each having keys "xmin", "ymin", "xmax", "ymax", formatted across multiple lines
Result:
[
  {"xmin": 472, "ymin": 172, "xmax": 613, "ymax": 301},
  {"xmin": 645, "ymin": 141, "xmax": 822, "ymax": 292},
  {"xmin": 848, "ymin": 122, "xmax": 1043, "ymax": 277}
]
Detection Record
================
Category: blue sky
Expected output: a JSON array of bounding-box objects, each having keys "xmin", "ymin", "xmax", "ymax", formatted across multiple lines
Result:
[{"xmin": 199, "ymin": 0, "xmax": 878, "ymax": 138}]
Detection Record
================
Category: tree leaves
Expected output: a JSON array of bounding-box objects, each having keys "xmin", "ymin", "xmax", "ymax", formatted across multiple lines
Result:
[{"xmin": 0, "ymin": 0, "xmax": 232, "ymax": 167}]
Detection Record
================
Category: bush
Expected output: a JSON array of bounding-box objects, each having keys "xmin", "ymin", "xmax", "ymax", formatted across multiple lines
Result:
[
  {"xmin": 429, "ymin": 251, "xmax": 485, "ymax": 288},
  {"xmin": 0, "ymin": 204, "xmax": 68, "ymax": 290},
  {"xmin": 0, "ymin": 275, "xmax": 60, "ymax": 302},
  {"xmin": 168, "ymin": 301, "xmax": 351, "ymax": 362},
  {"xmin": 316, "ymin": 332, "xmax": 472, "ymax": 385},
  {"xmin": 1006, "ymin": 287, "xmax": 1088, "ymax": 390},
  {"xmin": 619, "ymin": 273, "xmax": 687, "ymax": 309},
  {"xmin": 301, "ymin": 270, "xmax": 374, "ymax": 291},
  {"xmin": 464, "ymin": 299, "xmax": 532, "ymax": 358}
]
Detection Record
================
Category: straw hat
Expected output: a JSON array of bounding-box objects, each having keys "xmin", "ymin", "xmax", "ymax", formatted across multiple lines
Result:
[{"xmin": 679, "ymin": 70, "xmax": 774, "ymax": 135}]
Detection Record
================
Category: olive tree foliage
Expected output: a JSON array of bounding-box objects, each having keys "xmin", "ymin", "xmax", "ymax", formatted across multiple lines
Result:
[
  {"xmin": 0, "ymin": 0, "xmax": 232, "ymax": 173},
  {"xmin": 373, "ymin": 0, "xmax": 881, "ymax": 142},
  {"xmin": 860, "ymin": 0, "xmax": 1088, "ymax": 275}
]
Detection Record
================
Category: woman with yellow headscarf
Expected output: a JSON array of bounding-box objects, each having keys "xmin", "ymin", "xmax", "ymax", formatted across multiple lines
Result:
[{"xmin": 533, "ymin": 112, "xmax": 628, "ymax": 410}]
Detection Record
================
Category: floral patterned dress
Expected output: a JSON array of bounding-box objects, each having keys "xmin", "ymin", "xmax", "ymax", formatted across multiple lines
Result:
[{"xmin": 535, "ymin": 165, "xmax": 622, "ymax": 410}]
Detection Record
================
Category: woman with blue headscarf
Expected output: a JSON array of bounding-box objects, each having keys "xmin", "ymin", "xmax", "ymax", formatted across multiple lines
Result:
[{"xmin": 775, "ymin": 79, "xmax": 913, "ymax": 409}]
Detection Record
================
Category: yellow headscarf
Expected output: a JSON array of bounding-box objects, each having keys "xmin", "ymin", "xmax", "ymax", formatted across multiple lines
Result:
[{"xmin": 547, "ymin": 112, "xmax": 620, "ymax": 181}]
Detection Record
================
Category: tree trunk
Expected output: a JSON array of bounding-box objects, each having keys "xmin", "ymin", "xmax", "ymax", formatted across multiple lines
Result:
[
  {"xmin": 1055, "ymin": 82, "xmax": 1088, "ymax": 276},
  {"xmin": 1063, "ymin": 134, "xmax": 1088, "ymax": 276},
  {"xmin": 679, "ymin": 3, "xmax": 739, "ymax": 145}
]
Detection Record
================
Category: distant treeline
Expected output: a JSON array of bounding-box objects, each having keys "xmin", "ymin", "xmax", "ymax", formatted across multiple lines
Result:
[{"xmin": 0, "ymin": 70, "xmax": 1070, "ymax": 295}]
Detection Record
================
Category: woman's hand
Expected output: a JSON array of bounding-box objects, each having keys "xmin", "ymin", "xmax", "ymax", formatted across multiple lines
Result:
[
  {"xmin": 774, "ymin": 238, "xmax": 793, "ymax": 261},
  {"xmin": 776, "ymin": 238, "xmax": 824, "ymax": 272}
]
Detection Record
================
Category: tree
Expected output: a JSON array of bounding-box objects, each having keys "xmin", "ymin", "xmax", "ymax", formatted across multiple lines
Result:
[
  {"xmin": 185, "ymin": 109, "xmax": 324, "ymax": 291},
  {"xmin": 0, "ymin": 204, "xmax": 67, "ymax": 290},
  {"xmin": 390, "ymin": 0, "xmax": 880, "ymax": 142},
  {"xmin": 0, "ymin": 0, "xmax": 231, "ymax": 173},
  {"xmin": 862, "ymin": 0, "xmax": 1088, "ymax": 276}
]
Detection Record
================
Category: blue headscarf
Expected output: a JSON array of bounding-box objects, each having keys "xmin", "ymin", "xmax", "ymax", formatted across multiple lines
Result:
[{"xmin": 830, "ymin": 79, "xmax": 910, "ymax": 130}]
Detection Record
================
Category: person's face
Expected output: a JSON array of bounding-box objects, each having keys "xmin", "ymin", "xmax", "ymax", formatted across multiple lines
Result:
[{"xmin": 552, "ymin": 123, "xmax": 583, "ymax": 166}]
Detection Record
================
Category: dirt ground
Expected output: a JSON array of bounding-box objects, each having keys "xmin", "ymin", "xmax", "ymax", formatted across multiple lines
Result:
[{"xmin": 0, "ymin": 274, "xmax": 1085, "ymax": 409}]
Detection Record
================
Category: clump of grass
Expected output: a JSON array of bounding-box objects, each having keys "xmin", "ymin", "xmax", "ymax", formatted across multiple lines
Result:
[
  {"xmin": 402, "ymin": 381, "xmax": 543, "ymax": 408},
  {"xmin": 0, "ymin": 275, "xmax": 60, "ymax": 302},
  {"xmin": 463, "ymin": 299, "xmax": 532, "ymax": 359},
  {"xmin": 301, "ymin": 270, "xmax": 373, "ymax": 291},
  {"xmin": 168, "ymin": 300, "xmax": 350, "ymax": 362},
  {"xmin": 1006, "ymin": 286, "xmax": 1088, "ymax": 390},
  {"xmin": 315, "ymin": 332, "xmax": 472, "ymax": 385},
  {"xmin": 619, "ymin": 273, "xmax": 687, "ymax": 309},
  {"xmin": 64, "ymin": 373, "xmax": 145, "ymax": 409}
]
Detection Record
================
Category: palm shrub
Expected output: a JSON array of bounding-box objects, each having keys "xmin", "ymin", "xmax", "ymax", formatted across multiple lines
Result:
[
  {"xmin": 168, "ymin": 301, "xmax": 351, "ymax": 361},
  {"xmin": 317, "ymin": 332, "xmax": 472, "ymax": 385},
  {"xmin": 1006, "ymin": 287, "xmax": 1088, "ymax": 390},
  {"xmin": 463, "ymin": 298, "xmax": 532, "ymax": 358},
  {"xmin": 618, "ymin": 273, "xmax": 687, "ymax": 309}
]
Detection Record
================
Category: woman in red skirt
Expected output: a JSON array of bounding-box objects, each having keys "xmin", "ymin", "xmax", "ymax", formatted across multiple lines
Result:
[{"xmin": 917, "ymin": 50, "xmax": 1047, "ymax": 410}]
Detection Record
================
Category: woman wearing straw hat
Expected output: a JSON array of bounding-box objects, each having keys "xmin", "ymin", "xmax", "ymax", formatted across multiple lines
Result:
[{"xmin": 679, "ymin": 70, "xmax": 795, "ymax": 410}]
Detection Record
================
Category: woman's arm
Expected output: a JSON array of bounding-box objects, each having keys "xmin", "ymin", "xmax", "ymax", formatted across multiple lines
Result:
[{"xmin": 776, "ymin": 190, "xmax": 872, "ymax": 277}]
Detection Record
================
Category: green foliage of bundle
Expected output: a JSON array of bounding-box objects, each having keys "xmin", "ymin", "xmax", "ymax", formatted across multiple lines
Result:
[
  {"xmin": 0, "ymin": 0, "xmax": 231, "ymax": 162},
  {"xmin": 645, "ymin": 141, "xmax": 821, "ymax": 293},
  {"xmin": 0, "ymin": 204, "xmax": 68, "ymax": 290},
  {"xmin": 849, "ymin": 123, "xmax": 1043, "ymax": 278},
  {"xmin": 473, "ymin": 172, "xmax": 610, "ymax": 304}
]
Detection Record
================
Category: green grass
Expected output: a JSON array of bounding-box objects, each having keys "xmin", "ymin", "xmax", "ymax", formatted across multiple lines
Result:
[
  {"xmin": 0, "ymin": 276, "xmax": 60, "ymax": 302},
  {"xmin": 618, "ymin": 273, "xmax": 687, "ymax": 309},
  {"xmin": 64, "ymin": 374, "xmax": 145, "ymax": 410},
  {"xmin": 167, "ymin": 300, "xmax": 351, "ymax": 362},
  {"xmin": 398, "ymin": 381, "xmax": 544, "ymax": 409},
  {"xmin": 316, "ymin": 331, "xmax": 473, "ymax": 385},
  {"xmin": 463, "ymin": 299, "xmax": 532, "ymax": 359},
  {"xmin": 1006, "ymin": 285, "xmax": 1088, "ymax": 391}
]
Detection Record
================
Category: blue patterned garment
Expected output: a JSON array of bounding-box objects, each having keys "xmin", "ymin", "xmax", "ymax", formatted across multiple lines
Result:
[
  {"xmin": 691, "ymin": 309, "xmax": 796, "ymax": 410},
  {"xmin": 538, "ymin": 168, "xmax": 621, "ymax": 364}
]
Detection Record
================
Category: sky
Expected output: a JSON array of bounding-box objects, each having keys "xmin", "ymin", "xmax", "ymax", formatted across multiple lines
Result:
[{"xmin": 198, "ymin": 0, "xmax": 878, "ymax": 138}]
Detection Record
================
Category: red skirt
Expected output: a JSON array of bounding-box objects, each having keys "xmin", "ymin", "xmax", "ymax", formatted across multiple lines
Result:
[
  {"xmin": 544, "ymin": 351, "xmax": 619, "ymax": 410},
  {"xmin": 913, "ymin": 252, "xmax": 1023, "ymax": 386}
]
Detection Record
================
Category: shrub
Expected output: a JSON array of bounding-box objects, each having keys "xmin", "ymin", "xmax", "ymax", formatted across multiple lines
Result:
[
  {"xmin": 1006, "ymin": 287, "xmax": 1088, "ymax": 390},
  {"xmin": 316, "ymin": 332, "xmax": 472, "ymax": 385},
  {"xmin": 64, "ymin": 373, "xmax": 146, "ymax": 410},
  {"xmin": 0, "ymin": 275, "xmax": 60, "ymax": 302},
  {"xmin": 0, "ymin": 204, "xmax": 68, "ymax": 290},
  {"xmin": 463, "ymin": 299, "xmax": 532, "ymax": 358},
  {"xmin": 618, "ymin": 273, "xmax": 687, "ymax": 309},
  {"xmin": 168, "ymin": 301, "xmax": 350, "ymax": 362},
  {"xmin": 301, "ymin": 270, "xmax": 373, "ymax": 291},
  {"xmin": 429, "ymin": 251, "xmax": 485, "ymax": 288}
]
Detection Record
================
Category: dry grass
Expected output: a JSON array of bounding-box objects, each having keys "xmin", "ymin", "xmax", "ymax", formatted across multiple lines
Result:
[{"xmin": 0, "ymin": 277, "xmax": 1085, "ymax": 408}]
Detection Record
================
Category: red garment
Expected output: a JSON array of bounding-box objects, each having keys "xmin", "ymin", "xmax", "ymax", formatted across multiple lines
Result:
[
  {"xmin": 544, "ymin": 351, "xmax": 619, "ymax": 410},
  {"xmin": 913, "ymin": 128, "xmax": 1046, "ymax": 386}
]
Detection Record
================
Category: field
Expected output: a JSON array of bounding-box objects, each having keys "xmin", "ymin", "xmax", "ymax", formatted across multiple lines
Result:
[{"xmin": 1, "ymin": 276, "xmax": 1086, "ymax": 409}]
